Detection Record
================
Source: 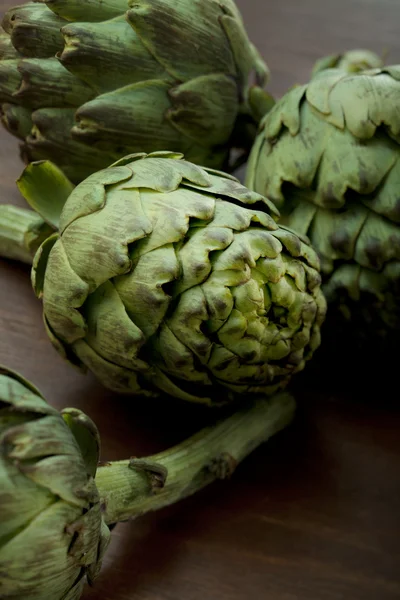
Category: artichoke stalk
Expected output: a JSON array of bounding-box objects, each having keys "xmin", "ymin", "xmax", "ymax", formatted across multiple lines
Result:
[
  {"xmin": 0, "ymin": 152, "xmax": 326, "ymax": 403},
  {"xmin": 0, "ymin": 0, "xmax": 273, "ymax": 183},
  {"xmin": 0, "ymin": 364, "xmax": 295, "ymax": 599},
  {"xmin": 245, "ymin": 66, "xmax": 400, "ymax": 357},
  {"xmin": 0, "ymin": 203, "xmax": 53, "ymax": 263}
]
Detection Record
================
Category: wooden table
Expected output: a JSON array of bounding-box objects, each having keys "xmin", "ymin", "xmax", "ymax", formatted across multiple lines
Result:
[{"xmin": 1, "ymin": 1, "xmax": 399, "ymax": 598}]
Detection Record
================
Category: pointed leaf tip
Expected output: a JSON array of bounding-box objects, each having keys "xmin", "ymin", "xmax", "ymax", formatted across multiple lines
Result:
[
  {"xmin": 17, "ymin": 160, "xmax": 75, "ymax": 229},
  {"xmin": 31, "ymin": 232, "xmax": 58, "ymax": 297},
  {"xmin": 62, "ymin": 408, "xmax": 100, "ymax": 478}
]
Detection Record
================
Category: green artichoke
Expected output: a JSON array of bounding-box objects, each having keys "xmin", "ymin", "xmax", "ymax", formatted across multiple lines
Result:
[
  {"xmin": 246, "ymin": 66, "xmax": 400, "ymax": 354},
  {"xmin": 311, "ymin": 48, "xmax": 384, "ymax": 77},
  {"xmin": 0, "ymin": 365, "xmax": 110, "ymax": 599},
  {"xmin": 0, "ymin": 0, "xmax": 272, "ymax": 184},
  {"xmin": 0, "ymin": 364, "xmax": 296, "ymax": 598},
  {"xmin": 26, "ymin": 151, "xmax": 327, "ymax": 404}
]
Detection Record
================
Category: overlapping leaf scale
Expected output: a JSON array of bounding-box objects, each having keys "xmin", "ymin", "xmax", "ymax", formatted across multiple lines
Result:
[
  {"xmin": 38, "ymin": 0, "xmax": 129, "ymax": 22},
  {"xmin": 2, "ymin": 3, "xmax": 65, "ymax": 59},
  {"xmin": 59, "ymin": 16, "xmax": 167, "ymax": 94}
]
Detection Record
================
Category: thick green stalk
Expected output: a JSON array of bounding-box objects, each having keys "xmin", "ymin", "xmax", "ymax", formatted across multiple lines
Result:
[
  {"xmin": 0, "ymin": 204, "xmax": 53, "ymax": 264},
  {"xmin": 96, "ymin": 392, "xmax": 295, "ymax": 525}
]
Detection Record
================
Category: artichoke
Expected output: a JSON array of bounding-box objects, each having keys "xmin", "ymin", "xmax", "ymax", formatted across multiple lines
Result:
[
  {"xmin": 0, "ymin": 365, "xmax": 110, "ymax": 599},
  {"xmin": 311, "ymin": 48, "xmax": 384, "ymax": 77},
  {"xmin": 21, "ymin": 151, "xmax": 326, "ymax": 404},
  {"xmin": 246, "ymin": 66, "xmax": 400, "ymax": 356},
  {"xmin": 0, "ymin": 0, "xmax": 272, "ymax": 184},
  {"xmin": 0, "ymin": 363, "xmax": 296, "ymax": 598}
]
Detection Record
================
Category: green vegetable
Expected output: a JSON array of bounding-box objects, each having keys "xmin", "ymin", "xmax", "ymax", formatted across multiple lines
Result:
[
  {"xmin": 0, "ymin": 364, "xmax": 296, "ymax": 599},
  {"xmin": 0, "ymin": 365, "xmax": 110, "ymax": 599},
  {"xmin": 246, "ymin": 66, "xmax": 400, "ymax": 354},
  {"xmin": 9, "ymin": 151, "xmax": 324, "ymax": 404},
  {"xmin": 311, "ymin": 48, "xmax": 384, "ymax": 77},
  {"xmin": 0, "ymin": 0, "xmax": 273, "ymax": 183}
]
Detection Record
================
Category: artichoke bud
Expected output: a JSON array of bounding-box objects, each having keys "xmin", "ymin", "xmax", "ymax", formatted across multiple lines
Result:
[
  {"xmin": 0, "ymin": 366, "xmax": 110, "ymax": 600},
  {"xmin": 0, "ymin": 0, "xmax": 272, "ymax": 182},
  {"xmin": 29, "ymin": 152, "xmax": 326, "ymax": 405},
  {"xmin": 246, "ymin": 65, "xmax": 400, "ymax": 350}
]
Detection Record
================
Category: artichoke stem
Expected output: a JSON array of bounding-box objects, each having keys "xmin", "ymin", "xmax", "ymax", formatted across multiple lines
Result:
[
  {"xmin": 0, "ymin": 204, "xmax": 53, "ymax": 264},
  {"xmin": 96, "ymin": 392, "xmax": 296, "ymax": 525}
]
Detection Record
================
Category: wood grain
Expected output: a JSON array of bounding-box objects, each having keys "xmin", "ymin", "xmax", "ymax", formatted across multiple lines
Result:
[{"xmin": 0, "ymin": 1, "xmax": 399, "ymax": 599}]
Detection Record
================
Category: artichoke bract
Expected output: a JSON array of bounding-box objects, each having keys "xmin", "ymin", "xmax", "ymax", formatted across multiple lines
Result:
[
  {"xmin": 0, "ymin": 364, "xmax": 296, "ymax": 598},
  {"xmin": 0, "ymin": 366, "xmax": 110, "ymax": 599},
  {"xmin": 30, "ymin": 151, "xmax": 326, "ymax": 404},
  {"xmin": 246, "ymin": 66, "xmax": 400, "ymax": 353},
  {"xmin": 311, "ymin": 49, "xmax": 384, "ymax": 77},
  {"xmin": 0, "ymin": 0, "xmax": 272, "ymax": 183}
]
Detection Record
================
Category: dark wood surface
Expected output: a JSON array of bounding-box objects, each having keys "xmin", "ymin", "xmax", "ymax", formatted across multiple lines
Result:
[{"xmin": 1, "ymin": 1, "xmax": 400, "ymax": 598}]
